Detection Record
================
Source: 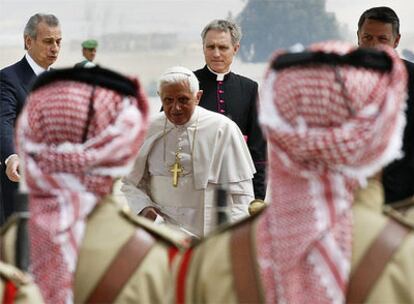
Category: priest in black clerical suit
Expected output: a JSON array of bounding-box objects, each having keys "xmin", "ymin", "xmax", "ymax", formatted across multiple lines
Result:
[{"xmin": 195, "ymin": 20, "xmax": 267, "ymax": 200}]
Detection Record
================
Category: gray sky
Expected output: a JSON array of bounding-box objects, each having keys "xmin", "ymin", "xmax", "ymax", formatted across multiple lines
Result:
[
  {"xmin": 0, "ymin": 0, "xmax": 245, "ymax": 45},
  {"xmin": 1, "ymin": 0, "xmax": 413, "ymax": 46}
]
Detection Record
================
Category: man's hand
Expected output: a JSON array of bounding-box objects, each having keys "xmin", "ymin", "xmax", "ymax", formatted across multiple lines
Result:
[
  {"xmin": 139, "ymin": 206, "xmax": 161, "ymax": 221},
  {"xmin": 5, "ymin": 154, "xmax": 20, "ymax": 182}
]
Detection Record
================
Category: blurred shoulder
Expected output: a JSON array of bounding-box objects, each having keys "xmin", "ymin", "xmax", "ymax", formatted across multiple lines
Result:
[
  {"xmin": 191, "ymin": 209, "xmax": 263, "ymax": 253},
  {"xmin": 403, "ymin": 59, "xmax": 414, "ymax": 71},
  {"xmin": 97, "ymin": 196, "xmax": 189, "ymax": 249},
  {"xmin": 0, "ymin": 214, "xmax": 23, "ymax": 265},
  {"xmin": 392, "ymin": 196, "xmax": 414, "ymax": 224},
  {"xmin": 0, "ymin": 261, "xmax": 44, "ymax": 304}
]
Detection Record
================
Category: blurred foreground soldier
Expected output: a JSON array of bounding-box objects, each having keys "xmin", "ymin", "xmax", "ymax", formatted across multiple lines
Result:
[
  {"xmin": 174, "ymin": 42, "xmax": 414, "ymax": 303},
  {"xmin": 122, "ymin": 66, "xmax": 255, "ymax": 237},
  {"xmin": 357, "ymin": 6, "xmax": 414, "ymax": 203},
  {"xmin": 74, "ymin": 39, "xmax": 98, "ymax": 68},
  {"xmin": 1, "ymin": 67, "xmax": 188, "ymax": 303},
  {"xmin": 195, "ymin": 19, "xmax": 267, "ymax": 200}
]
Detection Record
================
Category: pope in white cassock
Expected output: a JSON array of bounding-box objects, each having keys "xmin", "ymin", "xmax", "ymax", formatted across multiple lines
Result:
[{"xmin": 121, "ymin": 66, "xmax": 255, "ymax": 237}]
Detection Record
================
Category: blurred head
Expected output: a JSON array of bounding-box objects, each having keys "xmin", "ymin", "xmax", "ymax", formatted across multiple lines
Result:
[
  {"xmin": 158, "ymin": 66, "xmax": 202, "ymax": 125},
  {"xmin": 201, "ymin": 19, "xmax": 241, "ymax": 73},
  {"xmin": 357, "ymin": 6, "xmax": 400, "ymax": 48},
  {"xmin": 261, "ymin": 40, "xmax": 407, "ymax": 184},
  {"xmin": 257, "ymin": 40, "xmax": 407, "ymax": 304},
  {"xmin": 24, "ymin": 13, "xmax": 62, "ymax": 69},
  {"xmin": 19, "ymin": 67, "xmax": 148, "ymax": 195}
]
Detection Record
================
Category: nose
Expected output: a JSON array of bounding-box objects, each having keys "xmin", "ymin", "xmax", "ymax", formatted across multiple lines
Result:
[
  {"xmin": 173, "ymin": 101, "xmax": 182, "ymax": 110},
  {"xmin": 51, "ymin": 42, "xmax": 59, "ymax": 53},
  {"xmin": 212, "ymin": 47, "xmax": 220, "ymax": 57},
  {"xmin": 368, "ymin": 40, "xmax": 378, "ymax": 47}
]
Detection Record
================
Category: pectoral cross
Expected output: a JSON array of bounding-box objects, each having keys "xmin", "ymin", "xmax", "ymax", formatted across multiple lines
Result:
[{"xmin": 170, "ymin": 153, "xmax": 183, "ymax": 187}]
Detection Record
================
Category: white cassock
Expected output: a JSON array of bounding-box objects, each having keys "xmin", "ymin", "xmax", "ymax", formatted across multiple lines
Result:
[{"xmin": 121, "ymin": 106, "xmax": 255, "ymax": 237}]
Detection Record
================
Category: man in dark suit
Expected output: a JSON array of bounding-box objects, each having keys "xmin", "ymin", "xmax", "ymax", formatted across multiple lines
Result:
[
  {"xmin": 194, "ymin": 19, "xmax": 267, "ymax": 200},
  {"xmin": 357, "ymin": 7, "xmax": 414, "ymax": 203},
  {"xmin": 0, "ymin": 13, "xmax": 61, "ymax": 224}
]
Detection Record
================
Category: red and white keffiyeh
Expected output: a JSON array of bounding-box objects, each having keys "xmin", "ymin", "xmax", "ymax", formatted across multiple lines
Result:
[
  {"xmin": 16, "ymin": 77, "xmax": 149, "ymax": 304},
  {"xmin": 257, "ymin": 41, "xmax": 407, "ymax": 303}
]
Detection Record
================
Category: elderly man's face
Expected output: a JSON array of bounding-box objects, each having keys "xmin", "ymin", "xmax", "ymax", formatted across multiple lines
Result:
[
  {"xmin": 203, "ymin": 29, "xmax": 239, "ymax": 73},
  {"xmin": 160, "ymin": 81, "xmax": 202, "ymax": 125},
  {"xmin": 358, "ymin": 19, "xmax": 400, "ymax": 48},
  {"xmin": 26, "ymin": 21, "xmax": 62, "ymax": 69}
]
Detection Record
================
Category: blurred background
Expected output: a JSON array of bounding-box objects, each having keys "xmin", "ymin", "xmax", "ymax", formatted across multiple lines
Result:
[{"xmin": 1, "ymin": 0, "xmax": 413, "ymax": 113}]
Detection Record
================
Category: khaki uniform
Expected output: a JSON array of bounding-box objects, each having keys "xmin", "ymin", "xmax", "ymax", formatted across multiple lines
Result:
[
  {"xmin": 1, "ymin": 196, "xmax": 188, "ymax": 303},
  {"xmin": 389, "ymin": 196, "xmax": 414, "ymax": 223},
  {"xmin": 176, "ymin": 179, "xmax": 414, "ymax": 303},
  {"xmin": 0, "ymin": 262, "xmax": 43, "ymax": 303}
]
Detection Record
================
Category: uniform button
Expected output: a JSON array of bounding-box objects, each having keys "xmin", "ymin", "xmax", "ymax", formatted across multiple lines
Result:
[
  {"xmin": 218, "ymin": 90, "xmax": 224, "ymax": 93},
  {"xmin": 219, "ymin": 99, "xmax": 224, "ymax": 103},
  {"xmin": 218, "ymin": 81, "xmax": 223, "ymax": 85},
  {"xmin": 220, "ymin": 109, "xmax": 225, "ymax": 113}
]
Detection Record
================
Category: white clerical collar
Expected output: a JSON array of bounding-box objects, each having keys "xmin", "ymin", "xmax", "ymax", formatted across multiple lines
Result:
[
  {"xmin": 207, "ymin": 65, "xmax": 231, "ymax": 81},
  {"xmin": 25, "ymin": 53, "xmax": 48, "ymax": 76}
]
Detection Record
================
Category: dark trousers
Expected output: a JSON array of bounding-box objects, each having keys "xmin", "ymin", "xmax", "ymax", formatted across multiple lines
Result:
[{"xmin": 0, "ymin": 164, "xmax": 17, "ymax": 225}]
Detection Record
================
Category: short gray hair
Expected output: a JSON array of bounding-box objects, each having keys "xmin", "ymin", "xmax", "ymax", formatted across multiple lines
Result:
[
  {"xmin": 23, "ymin": 13, "xmax": 60, "ymax": 49},
  {"xmin": 158, "ymin": 66, "xmax": 200, "ymax": 95},
  {"xmin": 201, "ymin": 19, "xmax": 242, "ymax": 46}
]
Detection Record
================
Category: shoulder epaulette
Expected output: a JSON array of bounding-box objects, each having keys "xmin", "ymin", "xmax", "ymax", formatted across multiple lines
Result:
[
  {"xmin": 191, "ymin": 207, "xmax": 266, "ymax": 248},
  {"xmin": 0, "ymin": 214, "xmax": 23, "ymax": 236},
  {"xmin": 118, "ymin": 205, "xmax": 190, "ymax": 250},
  {"xmin": 390, "ymin": 196, "xmax": 414, "ymax": 211},
  {"xmin": 0, "ymin": 262, "xmax": 28, "ymax": 286},
  {"xmin": 383, "ymin": 205, "xmax": 414, "ymax": 229}
]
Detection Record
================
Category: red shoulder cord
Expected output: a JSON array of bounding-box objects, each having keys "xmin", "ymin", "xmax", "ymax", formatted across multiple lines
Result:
[{"xmin": 3, "ymin": 280, "xmax": 17, "ymax": 304}]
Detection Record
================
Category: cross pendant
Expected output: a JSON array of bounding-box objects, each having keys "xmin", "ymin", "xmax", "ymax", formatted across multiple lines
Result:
[{"xmin": 170, "ymin": 160, "xmax": 183, "ymax": 187}]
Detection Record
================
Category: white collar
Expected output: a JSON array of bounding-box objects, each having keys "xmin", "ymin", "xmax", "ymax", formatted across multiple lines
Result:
[
  {"xmin": 207, "ymin": 65, "xmax": 231, "ymax": 81},
  {"xmin": 25, "ymin": 53, "xmax": 48, "ymax": 76}
]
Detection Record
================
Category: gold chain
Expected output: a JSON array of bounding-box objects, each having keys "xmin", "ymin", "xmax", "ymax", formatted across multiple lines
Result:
[{"xmin": 162, "ymin": 112, "xmax": 199, "ymax": 174}]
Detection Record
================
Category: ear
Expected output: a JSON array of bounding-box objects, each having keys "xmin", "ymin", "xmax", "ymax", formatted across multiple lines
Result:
[
  {"xmin": 394, "ymin": 34, "xmax": 401, "ymax": 48},
  {"xmin": 356, "ymin": 31, "xmax": 361, "ymax": 46},
  {"xmin": 25, "ymin": 35, "xmax": 32, "ymax": 50},
  {"xmin": 195, "ymin": 90, "xmax": 203, "ymax": 104},
  {"xmin": 233, "ymin": 43, "xmax": 240, "ymax": 54}
]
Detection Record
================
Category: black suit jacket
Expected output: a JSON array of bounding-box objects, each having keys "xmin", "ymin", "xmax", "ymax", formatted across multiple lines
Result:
[
  {"xmin": 0, "ymin": 56, "xmax": 36, "ymax": 223},
  {"xmin": 194, "ymin": 66, "xmax": 267, "ymax": 199},
  {"xmin": 383, "ymin": 59, "xmax": 414, "ymax": 203}
]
